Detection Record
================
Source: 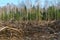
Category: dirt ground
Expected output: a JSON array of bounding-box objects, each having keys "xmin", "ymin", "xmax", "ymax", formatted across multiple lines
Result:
[{"xmin": 0, "ymin": 20, "xmax": 60, "ymax": 40}]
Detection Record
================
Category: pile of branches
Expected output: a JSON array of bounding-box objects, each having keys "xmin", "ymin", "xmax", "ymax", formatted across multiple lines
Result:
[{"xmin": 0, "ymin": 20, "xmax": 60, "ymax": 40}]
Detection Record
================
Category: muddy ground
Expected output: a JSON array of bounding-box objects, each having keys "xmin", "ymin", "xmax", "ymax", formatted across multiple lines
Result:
[{"xmin": 0, "ymin": 20, "xmax": 60, "ymax": 40}]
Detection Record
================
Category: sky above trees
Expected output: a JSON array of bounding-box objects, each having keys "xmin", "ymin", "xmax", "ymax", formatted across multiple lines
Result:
[{"xmin": 0, "ymin": 0, "xmax": 59, "ymax": 7}]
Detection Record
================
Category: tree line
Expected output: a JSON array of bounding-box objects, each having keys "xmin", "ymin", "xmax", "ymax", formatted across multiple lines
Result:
[{"xmin": 0, "ymin": 1, "xmax": 60, "ymax": 21}]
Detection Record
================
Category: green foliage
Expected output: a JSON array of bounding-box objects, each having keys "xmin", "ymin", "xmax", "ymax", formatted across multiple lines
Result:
[
  {"xmin": 42, "ymin": 10, "xmax": 47, "ymax": 20},
  {"xmin": 14, "ymin": 13, "xmax": 20, "ymax": 21},
  {"xmin": 0, "ymin": 12, "xmax": 8, "ymax": 21},
  {"xmin": 47, "ymin": 6, "xmax": 56, "ymax": 20},
  {"xmin": 45, "ymin": 6, "xmax": 60, "ymax": 20},
  {"xmin": 56, "ymin": 9, "xmax": 60, "ymax": 20},
  {"xmin": 28, "ymin": 13, "xmax": 36, "ymax": 20},
  {"xmin": 8, "ymin": 11, "xmax": 14, "ymax": 20},
  {"xmin": 0, "ymin": 13, "xmax": 4, "ymax": 20},
  {"xmin": 0, "ymin": 5, "xmax": 60, "ymax": 21}
]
